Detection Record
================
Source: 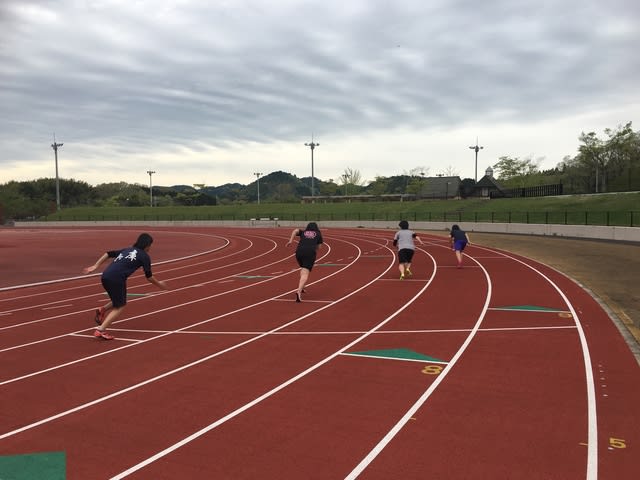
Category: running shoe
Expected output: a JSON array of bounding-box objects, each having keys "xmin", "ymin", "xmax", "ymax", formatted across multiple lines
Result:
[
  {"xmin": 94, "ymin": 329, "xmax": 114, "ymax": 340},
  {"xmin": 406, "ymin": 268, "xmax": 412, "ymax": 276},
  {"xmin": 400, "ymin": 274, "xmax": 405, "ymax": 280}
]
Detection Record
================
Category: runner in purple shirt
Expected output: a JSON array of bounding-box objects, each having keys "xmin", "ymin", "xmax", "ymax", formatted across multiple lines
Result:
[{"xmin": 83, "ymin": 233, "xmax": 168, "ymax": 340}]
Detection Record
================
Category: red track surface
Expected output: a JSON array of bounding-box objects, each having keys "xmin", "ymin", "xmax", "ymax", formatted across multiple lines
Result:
[{"xmin": 1, "ymin": 226, "xmax": 639, "ymax": 479}]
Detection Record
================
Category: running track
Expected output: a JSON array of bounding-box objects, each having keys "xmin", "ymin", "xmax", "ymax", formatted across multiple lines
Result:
[{"xmin": 1, "ymin": 226, "xmax": 639, "ymax": 479}]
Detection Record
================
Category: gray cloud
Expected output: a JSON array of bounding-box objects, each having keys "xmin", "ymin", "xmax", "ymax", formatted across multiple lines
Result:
[{"xmin": 1, "ymin": 0, "xmax": 638, "ymax": 186}]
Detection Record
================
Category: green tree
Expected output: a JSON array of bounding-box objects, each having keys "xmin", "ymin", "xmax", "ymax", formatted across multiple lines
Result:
[{"xmin": 493, "ymin": 156, "xmax": 541, "ymax": 187}]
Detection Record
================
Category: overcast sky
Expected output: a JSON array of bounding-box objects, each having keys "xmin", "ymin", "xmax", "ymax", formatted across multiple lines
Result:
[{"xmin": 1, "ymin": 0, "xmax": 638, "ymax": 188}]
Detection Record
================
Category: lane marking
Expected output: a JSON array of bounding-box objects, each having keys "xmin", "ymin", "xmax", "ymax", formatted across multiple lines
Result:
[
  {"xmin": 42, "ymin": 305, "xmax": 73, "ymax": 310},
  {"xmin": 109, "ymin": 245, "xmax": 435, "ymax": 479}
]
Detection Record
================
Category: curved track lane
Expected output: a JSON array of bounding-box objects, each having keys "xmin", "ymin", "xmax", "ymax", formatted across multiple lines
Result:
[{"xmin": 1, "ymin": 227, "xmax": 638, "ymax": 479}]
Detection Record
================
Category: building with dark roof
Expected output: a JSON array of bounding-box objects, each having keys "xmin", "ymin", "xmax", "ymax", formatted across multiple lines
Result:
[{"xmin": 471, "ymin": 166, "xmax": 507, "ymax": 198}]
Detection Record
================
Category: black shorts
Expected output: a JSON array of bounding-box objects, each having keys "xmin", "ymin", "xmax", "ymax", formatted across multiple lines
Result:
[
  {"xmin": 101, "ymin": 276, "xmax": 127, "ymax": 308},
  {"xmin": 398, "ymin": 248, "xmax": 415, "ymax": 264},
  {"xmin": 296, "ymin": 249, "xmax": 317, "ymax": 270}
]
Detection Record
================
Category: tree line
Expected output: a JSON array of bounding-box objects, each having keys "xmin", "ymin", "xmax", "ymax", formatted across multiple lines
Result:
[{"xmin": 1, "ymin": 122, "xmax": 638, "ymax": 222}]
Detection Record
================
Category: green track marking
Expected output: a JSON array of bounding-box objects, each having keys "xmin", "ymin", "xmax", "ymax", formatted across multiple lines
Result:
[
  {"xmin": 235, "ymin": 275, "xmax": 273, "ymax": 279},
  {"xmin": 316, "ymin": 263, "xmax": 342, "ymax": 266},
  {"xmin": 491, "ymin": 305, "xmax": 566, "ymax": 312},
  {"xmin": 0, "ymin": 451, "xmax": 66, "ymax": 480},
  {"xmin": 345, "ymin": 348, "xmax": 445, "ymax": 363}
]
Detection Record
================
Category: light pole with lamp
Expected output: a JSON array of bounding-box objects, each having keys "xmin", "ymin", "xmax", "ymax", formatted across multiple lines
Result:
[
  {"xmin": 51, "ymin": 135, "xmax": 63, "ymax": 211},
  {"xmin": 305, "ymin": 137, "xmax": 319, "ymax": 197},
  {"xmin": 341, "ymin": 173, "xmax": 348, "ymax": 196},
  {"xmin": 254, "ymin": 172, "xmax": 263, "ymax": 204},
  {"xmin": 468, "ymin": 138, "xmax": 484, "ymax": 183},
  {"xmin": 147, "ymin": 170, "xmax": 156, "ymax": 207}
]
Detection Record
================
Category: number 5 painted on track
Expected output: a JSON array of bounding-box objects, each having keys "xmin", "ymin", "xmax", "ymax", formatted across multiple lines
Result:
[{"xmin": 609, "ymin": 438, "xmax": 626, "ymax": 449}]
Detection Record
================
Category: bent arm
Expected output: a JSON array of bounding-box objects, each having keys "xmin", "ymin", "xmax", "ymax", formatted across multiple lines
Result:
[
  {"xmin": 147, "ymin": 275, "xmax": 168, "ymax": 290},
  {"xmin": 287, "ymin": 229, "xmax": 300, "ymax": 245},
  {"xmin": 82, "ymin": 252, "xmax": 110, "ymax": 274}
]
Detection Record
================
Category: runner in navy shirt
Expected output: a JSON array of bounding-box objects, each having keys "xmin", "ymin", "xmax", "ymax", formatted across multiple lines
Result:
[
  {"xmin": 83, "ymin": 233, "xmax": 168, "ymax": 340},
  {"xmin": 287, "ymin": 222, "xmax": 323, "ymax": 302}
]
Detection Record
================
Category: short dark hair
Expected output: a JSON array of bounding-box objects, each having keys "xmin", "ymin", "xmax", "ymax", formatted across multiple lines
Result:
[
  {"xmin": 306, "ymin": 222, "xmax": 319, "ymax": 231},
  {"xmin": 134, "ymin": 233, "xmax": 154, "ymax": 249},
  {"xmin": 398, "ymin": 220, "xmax": 409, "ymax": 229},
  {"xmin": 451, "ymin": 224, "xmax": 460, "ymax": 232}
]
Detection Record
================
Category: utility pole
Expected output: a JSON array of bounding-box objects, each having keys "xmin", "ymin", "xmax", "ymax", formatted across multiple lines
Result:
[
  {"xmin": 468, "ymin": 138, "xmax": 484, "ymax": 183},
  {"xmin": 305, "ymin": 136, "xmax": 319, "ymax": 197},
  {"xmin": 51, "ymin": 135, "xmax": 63, "ymax": 211},
  {"xmin": 253, "ymin": 172, "xmax": 263, "ymax": 204},
  {"xmin": 147, "ymin": 170, "xmax": 156, "ymax": 207}
]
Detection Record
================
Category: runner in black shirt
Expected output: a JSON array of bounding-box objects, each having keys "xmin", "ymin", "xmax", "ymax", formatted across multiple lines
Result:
[{"xmin": 287, "ymin": 222, "xmax": 323, "ymax": 302}]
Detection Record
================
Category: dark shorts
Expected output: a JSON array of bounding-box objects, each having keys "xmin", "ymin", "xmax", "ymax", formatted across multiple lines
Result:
[
  {"xmin": 101, "ymin": 275, "xmax": 127, "ymax": 308},
  {"xmin": 398, "ymin": 248, "xmax": 415, "ymax": 263},
  {"xmin": 296, "ymin": 249, "xmax": 317, "ymax": 270},
  {"xmin": 453, "ymin": 240, "xmax": 468, "ymax": 252}
]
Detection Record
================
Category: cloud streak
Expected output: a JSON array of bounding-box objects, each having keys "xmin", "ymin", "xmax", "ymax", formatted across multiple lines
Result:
[{"xmin": 1, "ymin": 0, "xmax": 638, "ymax": 187}]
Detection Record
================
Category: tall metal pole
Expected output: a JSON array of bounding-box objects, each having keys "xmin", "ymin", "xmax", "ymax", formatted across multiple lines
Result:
[
  {"xmin": 51, "ymin": 135, "xmax": 63, "ymax": 211},
  {"xmin": 468, "ymin": 138, "xmax": 484, "ymax": 183},
  {"xmin": 341, "ymin": 173, "xmax": 348, "ymax": 196},
  {"xmin": 147, "ymin": 170, "xmax": 156, "ymax": 207},
  {"xmin": 254, "ymin": 172, "xmax": 263, "ymax": 204},
  {"xmin": 305, "ymin": 137, "xmax": 319, "ymax": 197}
]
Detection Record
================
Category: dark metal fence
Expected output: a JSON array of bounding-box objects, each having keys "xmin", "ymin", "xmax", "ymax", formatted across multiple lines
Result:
[
  {"xmin": 38, "ymin": 210, "xmax": 640, "ymax": 227},
  {"xmin": 491, "ymin": 183, "xmax": 563, "ymax": 198}
]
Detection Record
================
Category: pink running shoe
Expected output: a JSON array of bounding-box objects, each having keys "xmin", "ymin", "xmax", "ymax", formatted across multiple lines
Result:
[{"xmin": 94, "ymin": 329, "xmax": 114, "ymax": 340}]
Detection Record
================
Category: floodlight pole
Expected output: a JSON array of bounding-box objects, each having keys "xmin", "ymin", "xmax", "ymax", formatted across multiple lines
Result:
[
  {"xmin": 147, "ymin": 170, "xmax": 156, "ymax": 207},
  {"xmin": 341, "ymin": 173, "xmax": 348, "ymax": 196},
  {"xmin": 51, "ymin": 135, "xmax": 63, "ymax": 211},
  {"xmin": 469, "ymin": 138, "xmax": 484, "ymax": 183},
  {"xmin": 305, "ymin": 138, "xmax": 319, "ymax": 197},
  {"xmin": 254, "ymin": 172, "xmax": 263, "ymax": 204}
]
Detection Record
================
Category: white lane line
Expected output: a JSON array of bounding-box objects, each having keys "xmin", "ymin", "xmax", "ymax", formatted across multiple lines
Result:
[
  {"xmin": 109, "ymin": 248, "xmax": 434, "ymax": 479},
  {"xmin": 485, "ymin": 249, "xmax": 599, "ymax": 480},
  {"xmin": 0, "ymin": 237, "xmax": 367, "ymax": 435},
  {"xmin": 42, "ymin": 305, "xmax": 74, "ymax": 310},
  {"xmin": 345, "ymin": 254, "xmax": 493, "ymax": 479}
]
